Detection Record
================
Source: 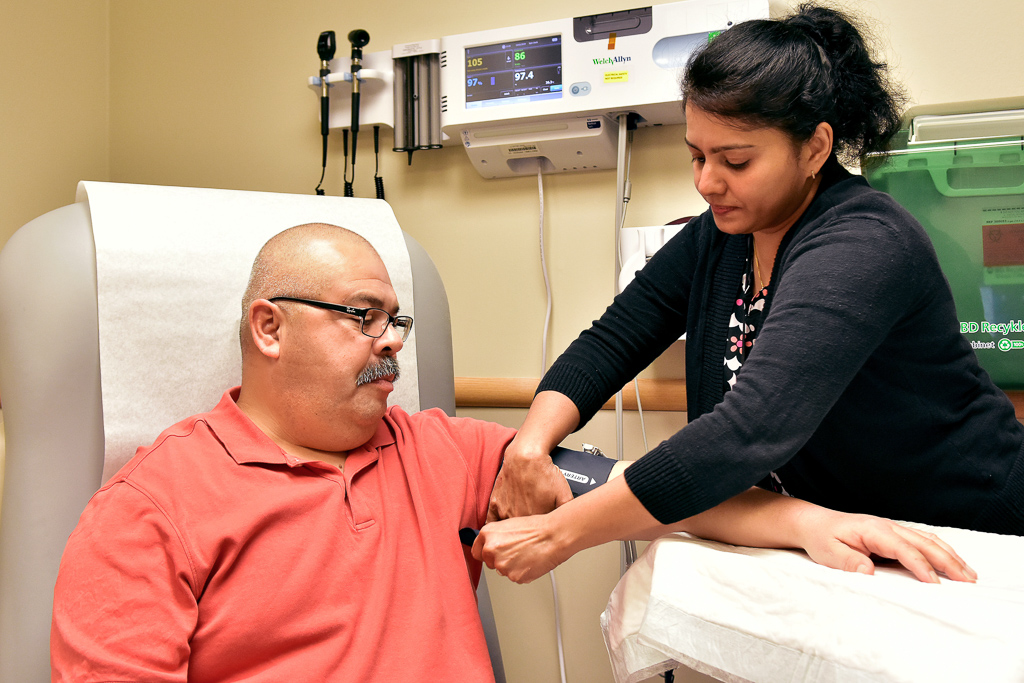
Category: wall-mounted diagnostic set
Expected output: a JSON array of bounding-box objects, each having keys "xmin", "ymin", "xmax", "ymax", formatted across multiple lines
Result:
[{"xmin": 310, "ymin": 0, "xmax": 768, "ymax": 180}]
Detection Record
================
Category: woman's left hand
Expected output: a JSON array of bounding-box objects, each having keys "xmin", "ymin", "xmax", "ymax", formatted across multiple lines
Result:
[
  {"xmin": 472, "ymin": 514, "xmax": 568, "ymax": 584},
  {"xmin": 796, "ymin": 509, "xmax": 977, "ymax": 583}
]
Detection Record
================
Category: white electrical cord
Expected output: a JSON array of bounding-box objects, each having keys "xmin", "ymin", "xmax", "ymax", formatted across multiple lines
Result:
[
  {"xmin": 536, "ymin": 164, "xmax": 568, "ymax": 683},
  {"xmin": 633, "ymin": 381, "xmax": 649, "ymax": 453},
  {"xmin": 539, "ymin": 166, "xmax": 553, "ymax": 373},
  {"xmin": 550, "ymin": 572, "xmax": 568, "ymax": 683},
  {"xmin": 612, "ymin": 122, "xmax": 650, "ymax": 456},
  {"xmin": 614, "ymin": 116, "xmax": 628, "ymax": 470},
  {"xmin": 615, "ymin": 139, "xmax": 634, "ymax": 271},
  {"xmin": 614, "ymin": 115, "xmax": 643, "ymax": 571},
  {"xmin": 612, "ymin": 125, "xmax": 650, "ymax": 457}
]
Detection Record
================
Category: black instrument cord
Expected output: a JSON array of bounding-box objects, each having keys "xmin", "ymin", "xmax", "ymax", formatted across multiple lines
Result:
[{"xmin": 374, "ymin": 126, "xmax": 385, "ymax": 200}]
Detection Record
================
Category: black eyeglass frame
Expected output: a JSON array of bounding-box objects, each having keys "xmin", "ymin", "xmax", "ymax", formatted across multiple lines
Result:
[{"xmin": 268, "ymin": 296, "xmax": 413, "ymax": 342}]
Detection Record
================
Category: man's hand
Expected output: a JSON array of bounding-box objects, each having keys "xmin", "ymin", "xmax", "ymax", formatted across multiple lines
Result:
[
  {"xmin": 487, "ymin": 439, "xmax": 572, "ymax": 523},
  {"xmin": 797, "ymin": 508, "xmax": 977, "ymax": 583}
]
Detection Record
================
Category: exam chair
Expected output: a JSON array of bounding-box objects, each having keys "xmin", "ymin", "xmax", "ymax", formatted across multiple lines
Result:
[{"xmin": 0, "ymin": 188, "xmax": 506, "ymax": 682}]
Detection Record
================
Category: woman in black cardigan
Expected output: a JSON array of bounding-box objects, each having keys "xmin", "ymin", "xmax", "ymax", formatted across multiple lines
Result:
[{"xmin": 473, "ymin": 4, "xmax": 1022, "ymax": 584}]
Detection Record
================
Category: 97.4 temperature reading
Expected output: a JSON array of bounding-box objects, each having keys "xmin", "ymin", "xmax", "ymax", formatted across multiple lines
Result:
[
  {"xmin": 464, "ymin": 34, "xmax": 563, "ymax": 109},
  {"xmin": 468, "ymin": 70, "xmax": 535, "ymax": 86}
]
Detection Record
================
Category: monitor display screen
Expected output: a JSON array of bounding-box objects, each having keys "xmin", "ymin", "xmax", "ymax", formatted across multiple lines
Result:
[{"xmin": 465, "ymin": 34, "xmax": 562, "ymax": 109}]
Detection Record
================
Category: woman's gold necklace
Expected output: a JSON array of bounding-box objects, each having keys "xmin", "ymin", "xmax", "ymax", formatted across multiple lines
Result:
[{"xmin": 753, "ymin": 247, "xmax": 764, "ymax": 294}]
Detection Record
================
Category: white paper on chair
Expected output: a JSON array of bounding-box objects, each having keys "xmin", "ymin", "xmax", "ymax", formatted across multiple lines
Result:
[
  {"xmin": 602, "ymin": 524, "xmax": 1024, "ymax": 683},
  {"xmin": 77, "ymin": 181, "xmax": 420, "ymax": 481}
]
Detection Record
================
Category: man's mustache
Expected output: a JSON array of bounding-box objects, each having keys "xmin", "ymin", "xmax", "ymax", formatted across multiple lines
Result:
[{"xmin": 356, "ymin": 356, "xmax": 401, "ymax": 386}]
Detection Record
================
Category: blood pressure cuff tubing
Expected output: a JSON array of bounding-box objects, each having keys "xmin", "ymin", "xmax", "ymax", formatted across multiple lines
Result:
[{"xmin": 550, "ymin": 446, "xmax": 616, "ymax": 497}]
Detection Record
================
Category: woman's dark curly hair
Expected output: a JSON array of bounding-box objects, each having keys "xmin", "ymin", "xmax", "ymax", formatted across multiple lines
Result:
[{"xmin": 681, "ymin": 3, "xmax": 906, "ymax": 163}]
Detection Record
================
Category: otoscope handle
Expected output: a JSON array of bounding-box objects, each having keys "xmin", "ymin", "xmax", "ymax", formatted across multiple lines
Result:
[
  {"xmin": 320, "ymin": 94, "xmax": 330, "ymax": 141},
  {"xmin": 350, "ymin": 90, "xmax": 360, "ymax": 165},
  {"xmin": 346, "ymin": 29, "xmax": 369, "ymax": 168},
  {"xmin": 319, "ymin": 65, "xmax": 331, "ymax": 138}
]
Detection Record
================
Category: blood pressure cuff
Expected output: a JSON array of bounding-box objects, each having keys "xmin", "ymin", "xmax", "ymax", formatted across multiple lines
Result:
[{"xmin": 550, "ymin": 446, "xmax": 616, "ymax": 497}]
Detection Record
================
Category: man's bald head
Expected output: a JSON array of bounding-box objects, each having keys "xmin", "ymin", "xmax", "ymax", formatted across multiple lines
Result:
[
  {"xmin": 235, "ymin": 222, "xmax": 403, "ymax": 456},
  {"xmin": 239, "ymin": 223, "xmax": 378, "ymax": 353}
]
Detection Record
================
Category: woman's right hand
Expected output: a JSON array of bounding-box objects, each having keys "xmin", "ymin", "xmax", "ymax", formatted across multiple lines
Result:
[
  {"xmin": 486, "ymin": 391, "xmax": 580, "ymax": 522},
  {"xmin": 487, "ymin": 436, "xmax": 573, "ymax": 522}
]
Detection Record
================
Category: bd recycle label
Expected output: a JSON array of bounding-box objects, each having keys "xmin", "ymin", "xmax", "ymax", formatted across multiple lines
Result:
[{"xmin": 960, "ymin": 321, "xmax": 1024, "ymax": 352}]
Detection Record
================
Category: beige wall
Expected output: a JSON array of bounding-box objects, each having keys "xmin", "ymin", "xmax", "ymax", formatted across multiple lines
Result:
[
  {"xmin": 98, "ymin": 0, "xmax": 712, "ymax": 382},
  {"xmin": 0, "ymin": 0, "xmax": 110, "ymax": 245},
  {"xmin": 2, "ymin": 0, "xmax": 1023, "ymax": 681},
  {"xmin": 101, "ymin": 0, "xmax": 1024, "ymax": 384}
]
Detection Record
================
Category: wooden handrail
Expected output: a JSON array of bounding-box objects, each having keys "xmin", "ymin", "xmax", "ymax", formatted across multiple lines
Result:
[
  {"xmin": 454, "ymin": 377, "xmax": 1024, "ymax": 420},
  {"xmin": 1008, "ymin": 391, "xmax": 1024, "ymax": 420},
  {"xmin": 454, "ymin": 377, "xmax": 686, "ymax": 411}
]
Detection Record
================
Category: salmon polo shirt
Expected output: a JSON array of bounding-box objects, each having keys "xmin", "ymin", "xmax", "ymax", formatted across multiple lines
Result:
[{"xmin": 51, "ymin": 388, "xmax": 513, "ymax": 682}]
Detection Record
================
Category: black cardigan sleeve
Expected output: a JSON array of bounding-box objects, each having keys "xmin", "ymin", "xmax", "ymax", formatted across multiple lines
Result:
[{"xmin": 536, "ymin": 215, "xmax": 703, "ymax": 423}]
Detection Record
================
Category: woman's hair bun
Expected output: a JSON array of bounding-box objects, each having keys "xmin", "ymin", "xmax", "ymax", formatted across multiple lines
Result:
[{"xmin": 682, "ymin": 3, "xmax": 906, "ymax": 162}]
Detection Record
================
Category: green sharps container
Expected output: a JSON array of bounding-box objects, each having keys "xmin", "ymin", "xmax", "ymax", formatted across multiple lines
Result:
[{"xmin": 864, "ymin": 103, "xmax": 1024, "ymax": 389}]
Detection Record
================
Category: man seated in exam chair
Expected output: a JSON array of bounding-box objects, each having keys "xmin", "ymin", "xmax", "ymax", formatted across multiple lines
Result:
[{"xmin": 51, "ymin": 223, "xmax": 973, "ymax": 683}]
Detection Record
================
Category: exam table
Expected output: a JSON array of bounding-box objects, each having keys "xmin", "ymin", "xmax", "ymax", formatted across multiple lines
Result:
[{"xmin": 602, "ymin": 523, "xmax": 1024, "ymax": 682}]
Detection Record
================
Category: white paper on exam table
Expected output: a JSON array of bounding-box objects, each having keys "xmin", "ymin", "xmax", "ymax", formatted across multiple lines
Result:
[{"xmin": 602, "ymin": 523, "xmax": 1024, "ymax": 683}]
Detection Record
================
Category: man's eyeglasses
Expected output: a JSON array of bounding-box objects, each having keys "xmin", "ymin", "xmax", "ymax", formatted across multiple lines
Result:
[{"xmin": 269, "ymin": 297, "xmax": 413, "ymax": 342}]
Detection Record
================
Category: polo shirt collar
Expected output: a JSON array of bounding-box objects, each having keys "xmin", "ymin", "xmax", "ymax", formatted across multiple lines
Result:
[{"xmin": 204, "ymin": 387, "xmax": 397, "ymax": 467}]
